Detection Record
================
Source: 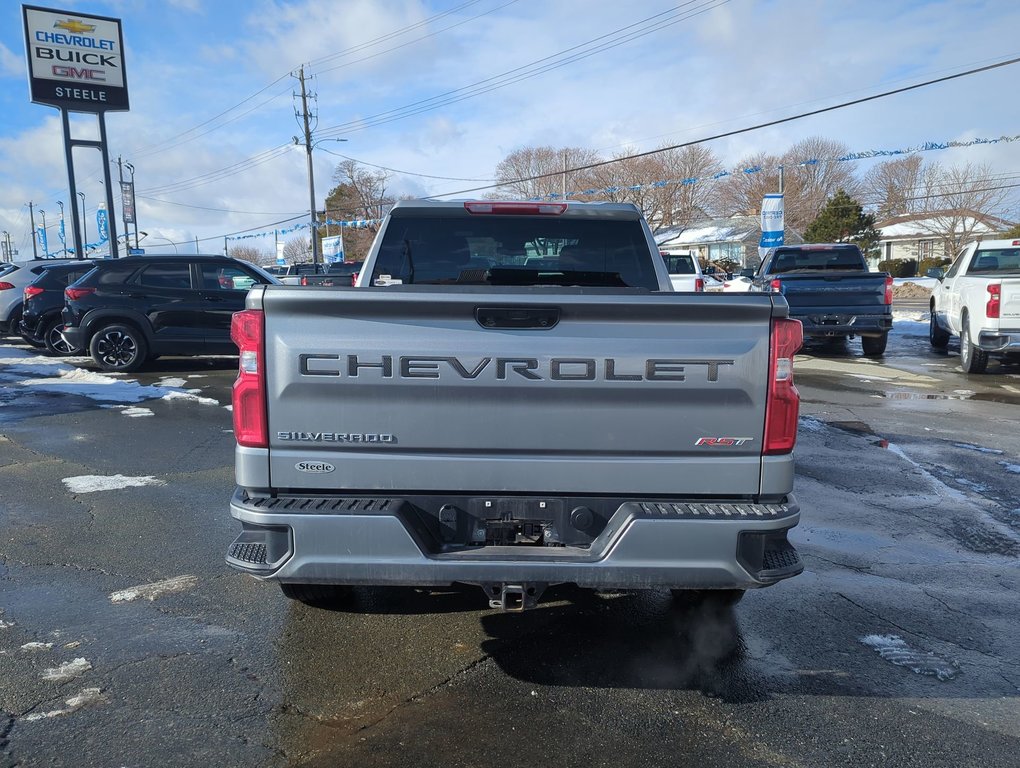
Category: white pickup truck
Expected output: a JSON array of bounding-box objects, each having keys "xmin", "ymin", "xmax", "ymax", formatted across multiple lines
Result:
[
  {"xmin": 660, "ymin": 250, "xmax": 704, "ymax": 292},
  {"xmin": 930, "ymin": 238, "xmax": 1020, "ymax": 373}
]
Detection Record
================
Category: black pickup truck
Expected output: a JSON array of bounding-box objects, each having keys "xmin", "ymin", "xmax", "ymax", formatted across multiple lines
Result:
[{"xmin": 748, "ymin": 244, "xmax": 893, "ymax": 356}]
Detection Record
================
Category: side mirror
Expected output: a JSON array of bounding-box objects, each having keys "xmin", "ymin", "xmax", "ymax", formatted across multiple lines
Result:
[
  {"xmin": 926, "ymin": 268, "xmax": 944, "ymax": 280},
  {"xmin": 739, "ymin": 268, "xmax": 755, "ymax": 279}
]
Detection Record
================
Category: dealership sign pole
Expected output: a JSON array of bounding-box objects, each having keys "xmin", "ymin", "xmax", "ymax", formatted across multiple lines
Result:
[{"xmin": 23, "ymin": 5, "xmax": 129, "ymax": 258}]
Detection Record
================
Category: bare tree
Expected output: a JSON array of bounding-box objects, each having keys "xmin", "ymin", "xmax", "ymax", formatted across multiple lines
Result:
[
  {"xmin": 715, "ymin": 151, "xmax": 782, "ymax": 219},
  {"xmin": 228, "ymin": 245, "xmax": 265, "ymax": 265},
  {"xmin": 657, "ymin": 144, "xmax": 724, "ymax": 228},
  {"xmin": 780, "ymin": 137, "xmax": 858, "ymax": 232},
  {"xmin": 862, "ymin": 155, "xmax": 924, "ymax": 218},
  {"xmin": 323, "ymin": 159, "xmax": 394, "ymax": 261},
  {"xmin": 915, "ymin": 163, "xmax": 1011, "ymax": 254},
  {"xmin": 283, "ymin": 237, "xmax": 311, "ymax": 263},
  {"xmin": 716, "ymin": 138, "xmax": 858, "ymax": 233},
  {"xmin": 494, "ymin": 146, "xmax": 602, "ymax": 199}
]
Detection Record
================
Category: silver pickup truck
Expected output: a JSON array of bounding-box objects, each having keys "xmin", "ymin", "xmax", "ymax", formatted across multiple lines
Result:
[{"xmin": 226, "ymin": 200, "xmax": 804, "ymax": 611}]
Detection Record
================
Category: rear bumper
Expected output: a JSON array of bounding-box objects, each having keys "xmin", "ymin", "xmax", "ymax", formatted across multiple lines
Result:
[
  {"xmin": 226, "ymin": 489, "xmax": 803, "ymax": 590},
  {"xmin": 977, "ymin": 329, "xmax": 1020, "ymax": 352},
  {"xmin": 795, "ymin": 311, "xmax": 892, "ymax": 338}
]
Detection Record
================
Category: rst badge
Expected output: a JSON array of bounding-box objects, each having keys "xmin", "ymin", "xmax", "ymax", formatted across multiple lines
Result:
[{"xmin": 695, "ymin": 437, "xmax": 754, "ymax": 447}]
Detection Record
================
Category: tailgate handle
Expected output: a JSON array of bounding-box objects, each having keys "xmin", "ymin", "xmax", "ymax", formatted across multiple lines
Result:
[{"xmin": 475, "ymin": 306, "xmax": 560, "ymax": 330}]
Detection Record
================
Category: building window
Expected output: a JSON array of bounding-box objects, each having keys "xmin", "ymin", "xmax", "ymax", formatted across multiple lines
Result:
[{"xmin": 918, "ymin": 240, "xmax": 934, "ymax": 260}]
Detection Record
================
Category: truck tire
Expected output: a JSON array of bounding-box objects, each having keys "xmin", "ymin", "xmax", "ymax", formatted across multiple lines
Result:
[
  {"xmin": 279, "ymin": 582, "xmax": 352, "ymax": 606},
  {"xmin": 671, "ymin": 589, "xmax": 744, "ymax": 608},
  {"xmin": 861, "ymin": 333, "xmax": 888, "ymax": 357},
  {"xmin": 959, "ymin": 315, "xmax": 988, "ymax": 374},
  {"xmin": 43, "ymin": 318, "xmax": 82, "ymax": 356},
  {"xmin": 929, "ymin": 307, "xmax": 949, "ymax": 348},
  {"xmin": 89, "ymin": 323, "xmax": 148, "ymax": 372}
]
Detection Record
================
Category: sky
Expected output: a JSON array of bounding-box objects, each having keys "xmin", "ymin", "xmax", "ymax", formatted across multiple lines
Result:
[{"xmin": 2, "ymin": 0, "xmax": 1020, "ymax": 258}]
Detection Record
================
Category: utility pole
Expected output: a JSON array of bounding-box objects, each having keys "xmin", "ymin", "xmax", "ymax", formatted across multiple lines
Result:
[
  {"xmin": 28, "ymin": 202, "xmax": 38, "ymax": 259},
  {"xmin": 562, "ymin": 149, "xmax": 567, "ymax": 199},
  {"xmin": 296, "ymin": 66, "xmax": 319, "ymax": 266},
  {"xmin": 195, "ymin": 236, "xmax": 200, "ymax": 254},
  {"xmin": 78, "ymin": 192, "xmax": 87, "ymax": 255},
  {"xmin": 40, "ymin": 210, "xmax": 48, "ymax": 257},
  {"xmin": 1, "ymin": 231, "xmax": 9, "ymax": 262}
]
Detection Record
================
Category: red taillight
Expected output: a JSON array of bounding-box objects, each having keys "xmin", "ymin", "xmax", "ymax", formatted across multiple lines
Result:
[
  {"xmin": 231, "ymin": 309, "xmax": 267, "ymax": 448},
  {"xmin": 770, "ymin": 278, "xmax": 782, "ymax": 293},
  {"xmin": 24, "ymin": 285, "xmax": 45, "ymax": 299},
  {"xmin": 884, "ymin": 275, "xmax": 894, "ymax": 305},
  {"xmin": 64, "ymin": 286, "xmax": 96, "ymax": 301},
  {"xmin": 300, "ymin": 276, "xmax": 308, "ymax": 286},
  {"xmin": 764, "ymin": 318, "xmax": 803, "ymax": 455},
  {"xmin": 694, "ymin": 278, "xmax": 704, "ymax": 292},
  {"xmin": 351, "ymin": 272, "xmax": 359, "ymax": 286},
  {"xmin": 986, "ymin": 284, "xmax": 1001, "ymax": 319},
  {"xmin": 464, "ymin": 201, "xmax": 568, "ymax": 215},
  {"xmin": 0, "ymin": 282, "xmax": 14, "ymax": 291}
]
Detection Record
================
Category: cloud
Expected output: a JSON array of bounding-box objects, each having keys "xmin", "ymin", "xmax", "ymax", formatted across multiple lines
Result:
[{"xmin": 0, "ymin": 42, "xmax": 22, "ymax": 78}]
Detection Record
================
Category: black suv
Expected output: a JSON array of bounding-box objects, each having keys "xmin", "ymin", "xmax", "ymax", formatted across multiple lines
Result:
[
  {"xmin": 62, "ymin": 254, "xmax": 278, "ymax": 372},
  {"xmin": 21, "ymin": 261, "xmax": 96, "ymax": 355}
]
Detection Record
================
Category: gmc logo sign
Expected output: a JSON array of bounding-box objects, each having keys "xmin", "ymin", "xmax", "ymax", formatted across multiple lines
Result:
[{"xmin": 695, "ymin": 437, "xmax": 754, "ymax": 447}]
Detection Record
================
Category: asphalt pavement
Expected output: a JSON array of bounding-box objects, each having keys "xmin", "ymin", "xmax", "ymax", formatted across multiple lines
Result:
[{"xmin": 1, "ymin": 309, "xmax": 1019, "ymax": 768}]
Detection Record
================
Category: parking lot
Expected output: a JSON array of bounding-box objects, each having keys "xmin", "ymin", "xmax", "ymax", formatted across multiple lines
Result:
[{"xmin": 1, "ymin": 306, "xmax": 1019, "ymax": 768}]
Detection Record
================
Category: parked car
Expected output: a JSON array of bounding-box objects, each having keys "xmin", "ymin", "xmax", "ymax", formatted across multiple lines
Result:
[
  {"xmin": 298, "ymin": 261, "xmax": 365, "ymax": 286},
  {"xmin": 929, "ymin": 238, "xmax": 1020, "ymax": 373},
  {"xmin": 660, "ymin": 250, "xmax": 704, "ymax": 292},
  {"xmin": 702, "ymin": 273, "xmax": 726, "ymax": 292},
  {"xmin": 61, "ymin": 254, "xmax": 279, "ymax": 372},
  {"xmin": 20, "ymin": 260, "xmax": 97, "ymax": 355},
  {"xmin": 0, "ymin": 258, "xmax": 82, "ymax": 338},
  {"xmin": 748, "ymin": 244, "xmax": 893, "ymax": 357},
  {"xmin": 274, "ymin": 262, "xmax": 326, "ymax": 285},
  {"xmin": 721, "ymin": 275, "xmax": 752, "ymax": 292}
]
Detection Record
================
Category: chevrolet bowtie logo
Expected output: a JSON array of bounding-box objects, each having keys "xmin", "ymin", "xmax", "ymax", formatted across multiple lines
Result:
[{"xmin": 54, "ymin": 19, "xmax": 96, "ymax": 35}]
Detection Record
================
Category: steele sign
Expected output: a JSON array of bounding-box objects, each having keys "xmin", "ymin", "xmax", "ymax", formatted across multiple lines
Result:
[{"xmin": 22, "ymin": 4, "xmax": 129, "ymax": 112}]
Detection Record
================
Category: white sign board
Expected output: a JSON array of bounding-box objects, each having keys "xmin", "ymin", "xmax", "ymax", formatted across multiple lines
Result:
[{"xmin": 23, "ymin": 4, "xmax": 129, "ymax": 112}]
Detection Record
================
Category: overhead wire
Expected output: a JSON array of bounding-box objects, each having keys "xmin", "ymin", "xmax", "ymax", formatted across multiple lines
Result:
[
  {"xmin": 425, "ymin": 54, "xmax": 1020, "ymax": 199},
  {"xmin": 314, "ymin": 0, "xmax": 728, "ymax": 138}
]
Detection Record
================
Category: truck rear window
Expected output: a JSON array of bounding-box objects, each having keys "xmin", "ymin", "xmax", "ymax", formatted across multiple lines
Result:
[
  {"xmin": 371, "ymin": 216, "xmax": 658, "ymax": 288},
  {"xmin": 967, "ymin": 248, "xmax": 1020, "ymax": 275},
  {"xmin": 768, "ymin": 246, "xmax": 865, "ymax": 273}
]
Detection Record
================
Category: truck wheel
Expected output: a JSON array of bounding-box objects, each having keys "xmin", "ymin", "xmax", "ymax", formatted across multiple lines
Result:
[
  {"xmin": 671, "ymin": 589, "xmax": 744, "ymax": 608},
  {"xmin": 959, "ymin": 316, "xmax": 988, "ymax": 374},
  {"xmin": 279, "ymin": 582, "xmax": 352, "ymax": 606},
  {"xmin": 929, "ymin": 308, "xmax": 949, "ymax": 348},
  {"xmin": 89, "ymin": 323, "xmax": 148, "ymax": 372},
  {"xmin": 43, "ymin": 319, "xmax": 82, "ymax": 356},
  {"xmin": 861, "ymin": 333, "xmax": 888, "ymax": 357}
]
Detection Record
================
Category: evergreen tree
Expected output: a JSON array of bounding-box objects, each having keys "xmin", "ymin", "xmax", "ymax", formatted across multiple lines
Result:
[
  {"xmin": 804, "ymin": 189, "xmax": 880, "ymax": 255},
  {"xmin": 1002, "ymin": 222, "xmax": 1020, "ymax": 239}
]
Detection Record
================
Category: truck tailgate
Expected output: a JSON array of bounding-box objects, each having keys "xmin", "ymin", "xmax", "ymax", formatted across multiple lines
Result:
[
  {"xmin": 1002, "ymin": 278, "xmax": 1020, "ymax": 325},
  {"xmin": 778, "ymin": 271, "xmax": 888, "ymax": 309},
  {"xmin": 260, "ymin": 287, "xmax": 778, "ymax": 496}
]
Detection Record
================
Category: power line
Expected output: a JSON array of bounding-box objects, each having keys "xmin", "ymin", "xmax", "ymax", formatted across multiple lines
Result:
[
  {"xmin": 317, "ymin": 148, "xmax": 497, "ymax": 181},
  {"xmin": 312, "ymin": 0, "xmax": 519, "ymax": 75},
  {"xmin": 133, "ymin": 194, "xmax": 305, "ymax": 216},
  {"xmin": 315, "ymin": 0, "xmax": 728, "ymax": 138},
  {"xmin": 122, "ymin": 1, "xmax": 502, "ymax": 161},
  {"xmin": 427, "ymin": 54, "xmax": 1020, "ymax": 199}
]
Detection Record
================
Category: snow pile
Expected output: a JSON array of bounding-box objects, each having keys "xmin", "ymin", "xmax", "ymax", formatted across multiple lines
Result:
[
  {"xmin": 892, "ymin": 282, "xmax": 932, "ymax": 300},
  {"xmin": 22, "ymin": 687, "xmax": 105, "ymax": 722},
  {"xmin": 860, "ymin": 634, "xmax": 960, "ymax": 681},
  {"xmin": 109, "ymin": 574, "xmax": 198, "ymax": 603},
  {"xmin": 62, "ymin": 475, "xmax": 165, "ymax": 494},
  {"xmin": 41, "ymin": 658, "xmax": 92, "ymax": 682}
]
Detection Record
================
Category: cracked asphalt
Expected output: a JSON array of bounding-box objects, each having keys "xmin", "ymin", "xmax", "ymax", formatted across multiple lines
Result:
[{"xmin": 1, "ymin": 314, "xmax": 1019, "ymax": 768}]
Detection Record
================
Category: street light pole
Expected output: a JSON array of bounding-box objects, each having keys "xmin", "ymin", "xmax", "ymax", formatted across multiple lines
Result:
[
  {"xmin": 40, "ymin": 210, "xmax": 48, "ymax": 257},
  {"xmin": 56, "ymin": 200, "xmax": 65, "ymax": 255},
  {"xmin": 78, "ymin": 192, "xmax": 87, "ymax": 254}
]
